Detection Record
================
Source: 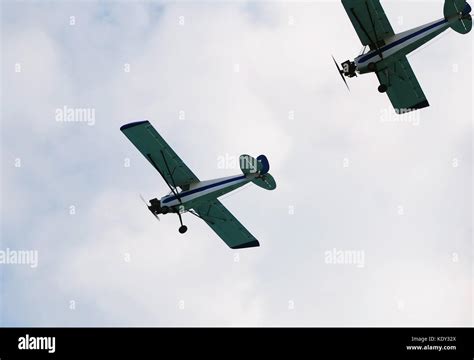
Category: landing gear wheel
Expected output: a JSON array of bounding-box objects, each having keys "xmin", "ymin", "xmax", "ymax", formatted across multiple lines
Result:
[
  {"xmin": 368, "ymin": 62, "xmax": 376, "ymax": 71},
  {"xmin": 378, "ymin": 84, "xmax": 387, "ymax": 93},
  {"xmin": 179, "ymin": 225, "xmax": 188, "ymax": 234}
]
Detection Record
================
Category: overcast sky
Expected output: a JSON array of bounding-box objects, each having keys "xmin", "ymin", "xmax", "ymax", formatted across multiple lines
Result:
[{"xmin": 1, "ymin": 0, "xmax": 472, "ymax": 326}]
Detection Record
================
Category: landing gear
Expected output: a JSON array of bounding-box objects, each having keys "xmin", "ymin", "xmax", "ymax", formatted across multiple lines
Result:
[
  {"xmin": 177, "ymin": 211, "xmax": 187, "ymax": 234},
  {"xmin": 378, "ymin": 84, "xmax": 387, "ymax": 93}
]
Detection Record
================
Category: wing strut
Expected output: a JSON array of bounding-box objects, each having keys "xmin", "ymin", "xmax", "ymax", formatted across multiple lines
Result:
[
  {"xmin": 350, "ymin": 7, "xmax": 384, "ymax": 59},
  {"xmin": 365, "ymin": 2, "xmax": 384, "ymax": 57},
  {"xmin": 159, "ymin": 150, "xmax": 182, "ymax": 200},
  {"xmin": 188, "ymin": 210, "xmax": 217, "ymax": 225},
  {"xmin": 146, "ymin": 153, "xmax": 182, "ymax": 203},
  {"xmin": 189, "ymin": 203, "xmax": 229, "ymax": 224}
]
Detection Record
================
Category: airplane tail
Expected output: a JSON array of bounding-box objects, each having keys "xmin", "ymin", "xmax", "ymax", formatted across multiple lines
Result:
[
  {"xmin": 444, "ymin": 0, "xmax": 472, "ymax": 34},
  {"xmin": 239, "ymin": 154, "xmax": 276, "ymax": 190}
]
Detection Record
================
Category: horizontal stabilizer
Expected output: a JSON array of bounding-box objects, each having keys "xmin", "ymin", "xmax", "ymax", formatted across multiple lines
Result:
[{"xmin": 252, "ymin": 173, "xmax": 276, "ymax": 190}]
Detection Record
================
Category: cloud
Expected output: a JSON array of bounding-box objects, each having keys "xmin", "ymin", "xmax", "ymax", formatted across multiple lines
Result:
[{"xmin": 1, "ymin": 0, "xmax": 471, "ymax": 326}]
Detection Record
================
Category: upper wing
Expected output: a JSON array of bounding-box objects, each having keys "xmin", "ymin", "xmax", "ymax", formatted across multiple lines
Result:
[
  {"xmin": 376, "ymin": 56, "xmax": 429, "ymax": 113},
  {"xmin": 120, "ymin": 121, "xmax": 199, "ymax": 189},
  {"xmin": 342, "ymin": 0, "xmax": 395, "ymax": 47},
  {"xmin": 194, "ymin": 200, "xmax": 260, "ymax": 249}
]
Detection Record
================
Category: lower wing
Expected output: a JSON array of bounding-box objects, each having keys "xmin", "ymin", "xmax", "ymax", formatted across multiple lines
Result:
[
  {"xmin": 376, "ymin": 56, "xmax": 429, "ymax": 113},
  {"xmin": 194, "ymin": 200, "xmax": 260, "ymax": 249}
]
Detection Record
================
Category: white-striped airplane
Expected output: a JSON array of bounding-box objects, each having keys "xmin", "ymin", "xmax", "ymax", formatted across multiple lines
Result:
[
  {"xmin": 121, "ymin": 121, "xmax": 276, "ymax": 249},
  {"xmin": 334, "ymin": 0, "xmax": 472, "ymax": 113}
]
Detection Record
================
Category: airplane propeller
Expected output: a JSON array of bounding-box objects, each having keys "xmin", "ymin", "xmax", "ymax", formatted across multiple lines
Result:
[
  {"xmin": 140, "ymin": 194, "xmax": 160, "ymax": 221},
  {"xmin": 332, "ymin": 55, "xmax": 350, "ymax": 91}
]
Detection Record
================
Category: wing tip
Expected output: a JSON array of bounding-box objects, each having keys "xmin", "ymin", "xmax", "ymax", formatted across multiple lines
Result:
[
  {"xmin": 231, "ymin": 240, "xmax": 260, "ymax": 249},
  {"xmin": 395, "ymin": 100, "xmax": 430, "ymax": 114},
  {"xmin": 120, "ymin": 120, "xmax": 149, "ymax": 131}
]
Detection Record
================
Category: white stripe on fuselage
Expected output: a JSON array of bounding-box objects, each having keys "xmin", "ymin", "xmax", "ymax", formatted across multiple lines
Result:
[
  {"xmin": 355, "ymin": 18, "xmax": 449, "ymax": 71},
  {"xmin": 160, "ymin": 174, "xmax": 254, "ymax": 208}
]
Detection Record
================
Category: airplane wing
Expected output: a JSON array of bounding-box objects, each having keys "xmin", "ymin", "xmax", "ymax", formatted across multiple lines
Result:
[
  {"xmin": 342, "ymin": 0, "xmax": 395, "ymax": 47},
  {"xmin": 120, "ymin": 121, "xmax": 199, "ymax": 190},
  {"xmin": 376, "ymin": 56, "xmax": 429, "ymax": 113},
  {"xmin": 194, "ymin": 200, "xmax": 260, "ymax": 249}
]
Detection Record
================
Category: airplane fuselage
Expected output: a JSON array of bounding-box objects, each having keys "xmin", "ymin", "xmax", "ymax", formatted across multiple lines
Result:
[
  {"xmin": 159, "ymin": 173, "xmax": 258, "ymax": 211},
  {"xmin": 353, "ymin": 16, "xmax": 456, "ymax": 74},
  {"xmin": 336, "ymin": 2, "xmax": 472, "ymax": 106}
]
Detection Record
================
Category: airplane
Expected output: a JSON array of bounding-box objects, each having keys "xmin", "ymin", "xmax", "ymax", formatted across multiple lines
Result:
[
  {"xmin": 120, "ymin": 120, "xmax": 276, "ymax": 249},
  {"xmin": 334, "ymin": 0, "xmax": 472, "ymax": 113}
]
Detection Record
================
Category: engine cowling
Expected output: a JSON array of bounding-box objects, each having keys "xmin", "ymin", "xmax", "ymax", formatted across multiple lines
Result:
[{"xmin": 341, "ymin": 60, "xmax": 357, "ymax": 77}]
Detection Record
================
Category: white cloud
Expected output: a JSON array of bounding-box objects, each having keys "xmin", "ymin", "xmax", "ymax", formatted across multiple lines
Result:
[{"xmin": 1, "ymin": 0, "xmax": 471, "ymax": 326}]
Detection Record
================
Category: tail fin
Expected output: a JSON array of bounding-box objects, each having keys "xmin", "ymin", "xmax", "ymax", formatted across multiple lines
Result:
[
  {"xmin": 239, "ymin": 154, "xmax": 270, "ymax": 175},
  {"xmin": 239, "ymin": 154, "xmax": 276, "ymax": 190},
  {"xmin": 444, "ymin": 0, "xmax": 472, "ymax": 34}
]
